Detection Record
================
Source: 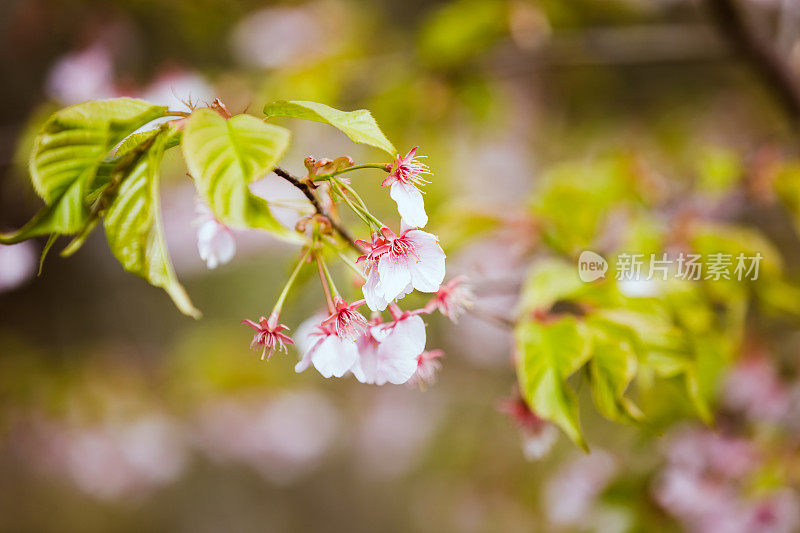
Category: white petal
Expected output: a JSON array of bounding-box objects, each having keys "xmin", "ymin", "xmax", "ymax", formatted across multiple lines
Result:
[
  {"xmin": 362, "ymin": 268, "xmax": 389, "ymax": 312},
  {"xmin": 378, "ymin": 357, "xmax": 418, "ymax": 385},
  {"xmin": 295, "ymin": 337, "xmax": 321, "ymax": 373},
  {"xmin": 380, "ymin": 315, "xmax": 427, "ymax": 359},
  {"xmin": 213, "ymin": 230, "xmax": 236, "ymax": 265},
  {"xmin": 295, "ymin": 313, "xmax": 326, "ymax": 354},
  {"xmin": 395, "ymin": 282, "xmax": 414, "ymax": 302},
  {"xmin": 371, "ymin": 315, "xmax": 427, "ymax": 385},
  {"xmin": 351, "ymin": 335, "xmax": 380, "ymax": 384},
  {"xmin": 390, "ymin": 182, "xmax": 428, "ymax": 228},
  {"xmin": 407, "ymin": 231, "xmax": 446, "ymax": 292},
  {"xmin": 377, "ymin": 254, "xmax": 412, "ymax": 302},
  {"xmin": 197, "ymin": 220, "xmax": 235, "ymax": 269},
  {"xmin": 312, "ymin": 336, "xmax": 359, "ymax": 378}
]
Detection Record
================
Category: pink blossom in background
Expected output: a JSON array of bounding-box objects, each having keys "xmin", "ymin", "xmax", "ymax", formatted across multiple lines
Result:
[
  {"xmin": 229, "ymin": 4, "xmax": 344, "ymax": 69},
  {"xmin": 354, "ymin": 388, "xmax": 442, "ymax": 479},
  {"xmin": 46, "ymin": 43, "xmax": 116, "ymax": 104},
  {"xmin": 652, "ymin": 427, "xmax": 798, "ymax": 533},
  {"xmin": 665, "ymin": 428, "xmax": 758, "ymax": 479},
  {"xmin": 745, "ymin": 490, "xmax": 800, "ymax": 533},
  {"xmin": 444, "ymin": 234, "xmax": 526, "ymax": 367},
  {"xmin": 544, "ymin": 450, "xmax": 618, "ymax": 526},
  {"xmin": 194, "ymin": 392, "xmax": 339, "ymax": 485},
  {"xmin": 499, "ymin": 395, "xmax": 558, "ymax": 460},
  {"xmin": 654, "ymin": 465, "xmax": 737, "ymax": 526},
  {"xmin": 139, "ymin": 70, "xmax": 214, "ymax": 111},
  {"xmin": 0, "ymin": 241, "xmax": 36, "ymax": 293},
  {"xmin": 10, "ymin": 414, "xmax": 188, "ymax": 502},
  {"xmin": 723, "ymin": 356, "xmax": 790, "ymax": 423}
]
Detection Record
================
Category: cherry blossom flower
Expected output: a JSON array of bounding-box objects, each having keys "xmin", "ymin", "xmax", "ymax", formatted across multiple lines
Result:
[
  {"xmin": 406, "ymin": 349, "xmax": 444, "ymax": 389},
  {"xmin": 544, "ymin": 450, "xmax": 618, "ymax": 526},
  {"xmin": 195, "ymin": 392, "xmax": 340, "ymax": 484},
  {"xmin": 500, "ymin": 395, "xmax": 559, "ymax": 460},
  {"xmin": 195, "ymin": 201, "xmax": 235, "ymax": 269},
  {"xmin": 357, "ymin": 226, "xmax": 446, "ymax": 312},
  {"xmin": 295, "ymin": 321, "xmax": 359, "ymax": 379},
  {"xmin": 242, "ymin": 312, "xmax": 294, "ymax": 361},
  {"xmin": 46, "ymin": 43, "xmax": 116, "ymax": 105},
  {"xmin": 723, "ymin": 356, "xmax": 790, "ymax": 423},
  {"xmin": 140, "ymin": 70, "xmax": 213, "ymax": 111},
  {"xmin": 351, "ymin": 314, "xmax": 427, "ymax": 386},
  {"xmin": 11, "ymin": 413, "xmax": 187, "ymax": 501},
  {"xmin": 746, "ymin": 490, "xmax": 800, "ymax": 533},
  {"xmin": 654, "ymin": 427, "xmax": 770, "ymax": 533},
  {"xmin": 320, "ymin": 298, "xmax": 369, "ymax": 341},
  {"xmin": 423, "ymin": 275, "xmax": 475, "ymax": 322},
  {"xmin": 382, "ymin": 147, "xmax": 431, "ymax": 228},
  {"xmin": 0, "ymin": 241, "xmax": 36, "ymax": 293}
]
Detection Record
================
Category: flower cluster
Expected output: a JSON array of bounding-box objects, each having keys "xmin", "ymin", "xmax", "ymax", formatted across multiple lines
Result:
[
  {"xmin": 226, "ymin": 147, "xmax": 473, "ymax": 387},
  {"xmin": 654, "ymin": 428, "xmax": 800, "ymax": 533}
]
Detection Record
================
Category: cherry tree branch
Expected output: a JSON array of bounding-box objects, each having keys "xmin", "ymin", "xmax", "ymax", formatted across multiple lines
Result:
[
  {"xmin": 705, "ymin": 0, "xmax": 800, "ymax": 127},
  {"xmin": 273, "ymin": 166, "xmax": 361, "ymax": 252}
]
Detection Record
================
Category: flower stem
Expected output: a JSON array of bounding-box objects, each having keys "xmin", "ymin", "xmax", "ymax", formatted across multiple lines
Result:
[
  {"xmin": 272, "ymin": 248, "xmax": 312, "ymax": 316},
  {"xmin": 331, "ymin": 181, "xmax": 383, "ymax": 230},
  {"xmin": 333, "ymin": 183, "xmax": 373, "ymax": 228},
  {"xmin": 324, "ymin": 239, "xmax": 366, "ymax": 281},
  {"xmin": 315, "ymin": 253, "xmax": 336, "ymax": 313},
  {"xmin": 312, "ymin": 163, "xmax": 390, "ymax": 182},
  {"xmin": 318, "ymin": 255, "xmax": 340, "ymax": 299},
  {"xmin": 333, "ymin": 179, "xmax": 385, "ymax": 229},
  {"xmin": 388, "ymin": 302, "xmax": 403, "ymax": 321}
]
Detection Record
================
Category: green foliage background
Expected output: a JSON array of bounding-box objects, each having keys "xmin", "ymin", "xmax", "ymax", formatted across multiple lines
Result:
[{"xmin": 3, "ymin": 0, "xmax": 800, "ymax": 531}]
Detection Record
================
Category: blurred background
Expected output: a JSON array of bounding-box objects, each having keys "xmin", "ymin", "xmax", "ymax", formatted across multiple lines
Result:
[{"xmin": 3, "ymin": 0, "xmax": 800, "ymax": 531}]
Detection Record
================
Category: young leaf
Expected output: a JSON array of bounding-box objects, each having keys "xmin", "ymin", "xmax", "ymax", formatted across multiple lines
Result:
[
  {"xmin": 586, "ymin": 318, "xmax": 643, "ymax": 423},
  {"xmin": 517, "ymin": 258, "xmax": 584, "ymax": 314},
  {"xmin": 181, "ymin": 109, "xmax": 295, "ymax": 239},
  {"xmin": 0, "ymin": 98, "xmax": 168, "ymax": 244},
  {"xmin": 103, "ymin": 128, "xmax": 200, "ymax": 318},
  {"xmin": 263, "ymin": 100, "xmax": 396, "ymax": 156},
  {"xmin": 515, "ymin": 316, "xmax": 592, "ymax": 449}
]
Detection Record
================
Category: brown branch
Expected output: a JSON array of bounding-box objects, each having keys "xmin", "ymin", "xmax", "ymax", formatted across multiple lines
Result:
[
  {"xmin": 272, "ymin": 166, "xmax": 361, "ymax": 252},
  {"xmin": 705, "ymin": 0, "xmax": 800, "ymax": 127}
]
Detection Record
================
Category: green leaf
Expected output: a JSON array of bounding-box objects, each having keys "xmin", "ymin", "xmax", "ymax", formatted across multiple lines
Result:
[
  {"xmin": 116, "ymin": 127, "xmax": 181, "ymax": 156},
  {"xmin": 530, "ymin": 157, "xmax": 640, "ymax": 255},
  {"xmin": 103, "ymin": 128, "xmax": 200, "ymax": 318},
  {"xmin": 418, "ymin": 0, "xmax": 506, "ymax": 67},
  {"xmin": 0, "ymin": 98, "xmax": 168, "ymax": 244},
  {"xmin": 517, "ymin": 258, "xmax": 584, "ymax": 314},
  {"xmin": 586, "ymin": 317, "xmax": 643, "ymax": 423},
  {"xmin": 182, "ymin": 109, "xmax": 295, "ymax": 238},
  {"xmin": 515, "ymin": 316, "xmax": 591, "ymax": 449},
  {"xmin": 264, "ymin": 100, "xmax": 396, "ymax": 155}
]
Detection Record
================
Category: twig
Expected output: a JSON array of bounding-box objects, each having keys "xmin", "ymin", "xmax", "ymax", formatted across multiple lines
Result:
[
  {"xmin": 272, "ymin": 166, "xmax": 361, "ymax": 252},
  {"xmin": 705, "ymin": 0, "xmax": 800, "ymax": 127}
]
